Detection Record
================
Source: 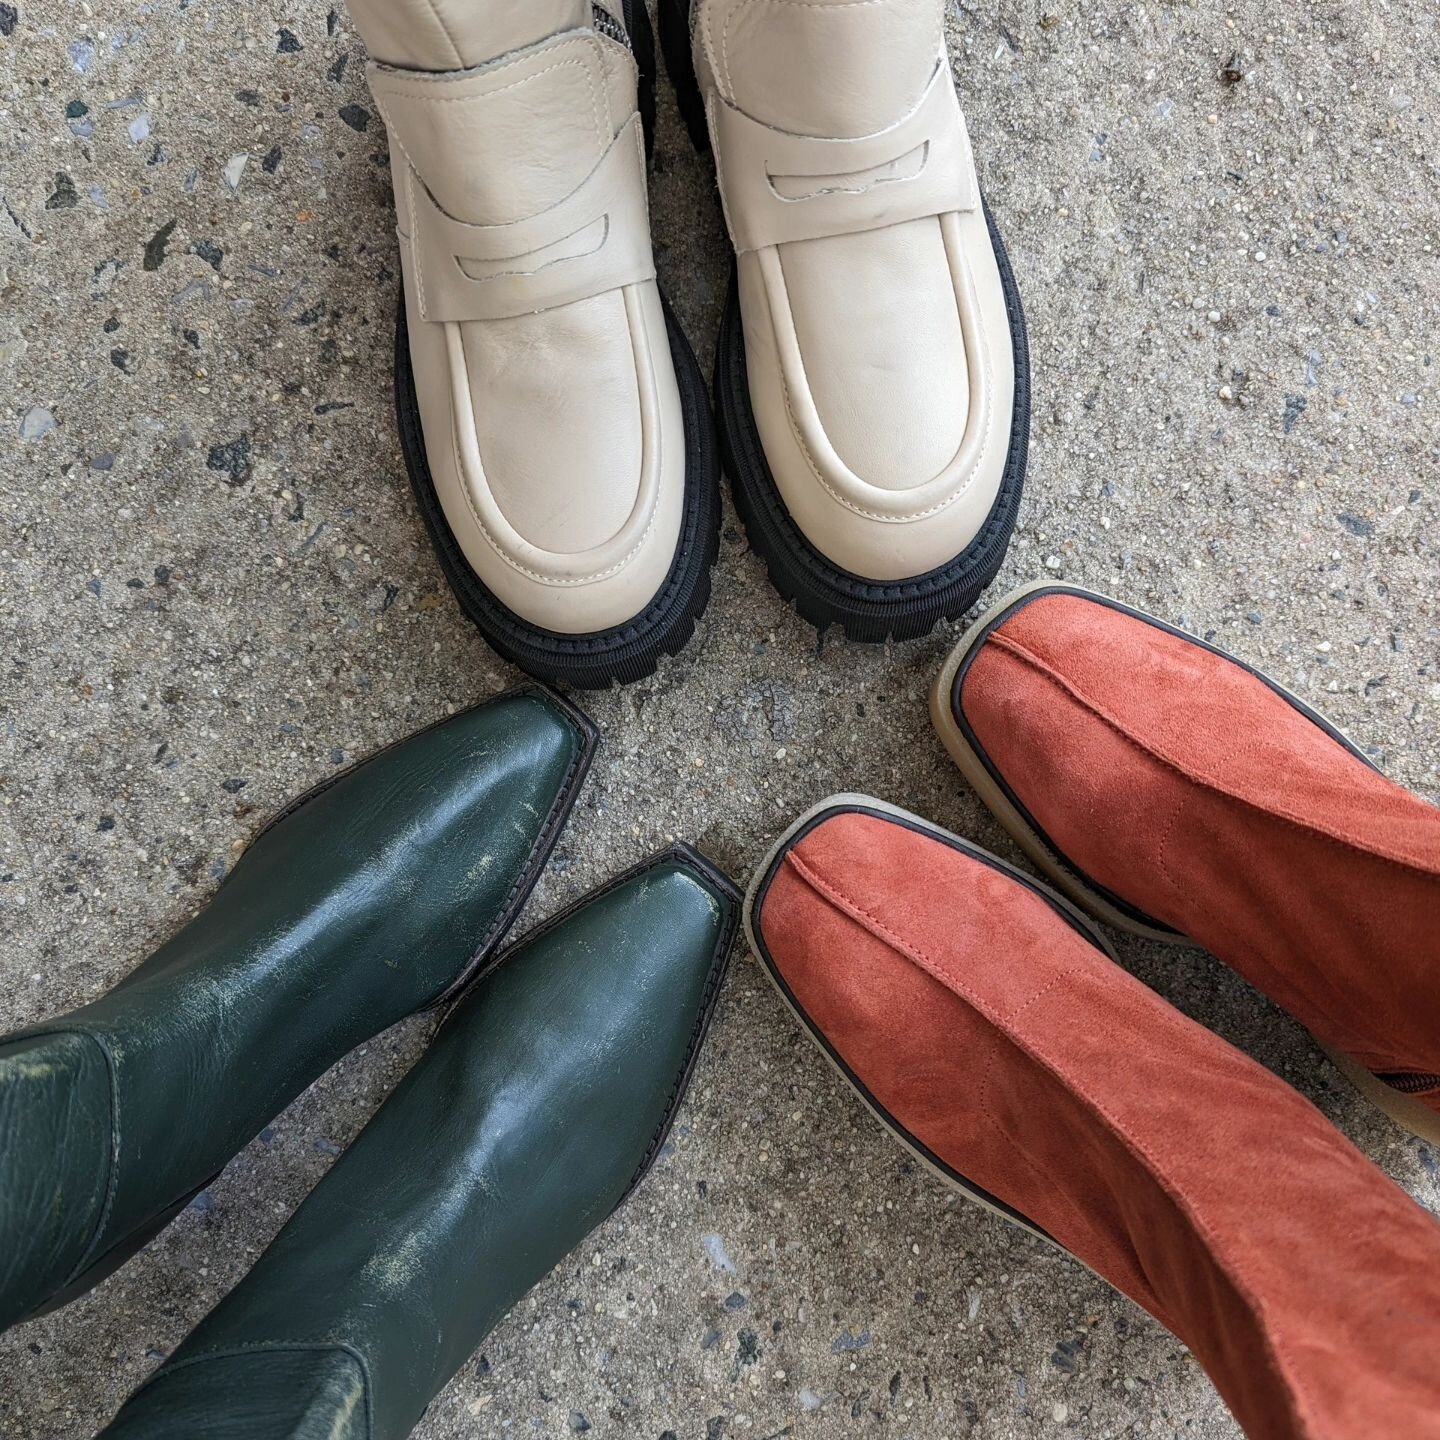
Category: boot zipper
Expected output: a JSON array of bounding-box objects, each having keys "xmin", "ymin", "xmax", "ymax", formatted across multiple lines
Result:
[{"xmin": 592, "ymin": 4, "xmax": 631, "ymax": 48}]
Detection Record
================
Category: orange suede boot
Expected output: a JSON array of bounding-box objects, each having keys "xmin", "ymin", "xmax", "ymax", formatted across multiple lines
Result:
[
  {"xmin": 932, "ymin": 583, "xmax": 1440, "ymax": 1142},
  {"xmin": 746, "ymin": 799, "xmax": 1440, "ymax": 1440}
]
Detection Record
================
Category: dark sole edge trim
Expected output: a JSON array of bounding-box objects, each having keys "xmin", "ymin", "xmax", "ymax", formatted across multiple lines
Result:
[
  {"xmin": 748, "ymin": 800, "xmax": 1077, "ymax": 1245},
  {"xmin": 716, "ymin": 205, "xmax": 1030, "ymax": 643},
  {"xmin": 619, "ymin": 845, "xmax": 742, "ymax": 1204},
  {"xmin": 1373, "ymin": 1070, "xmax": 1440, "ymax": 1095},
  {"xmin": 428, "ymin": 695, "xmax": 599, "ymax": 1009},
  {"xmin": 946, "ymin": 584, "xmax": 1377, "ymax": 934}
]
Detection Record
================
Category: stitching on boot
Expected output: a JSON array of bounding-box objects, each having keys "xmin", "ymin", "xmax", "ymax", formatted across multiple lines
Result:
[
  {"xmin": 776, "ymin": 842, "xmax": 1324, "ymax": 1433},
  {"xmin": 986, "ymin": 630, "xmax": 1440, "ymax": 879},
  {"xmin": 781, "ymin": 849, "xmax": 1098, "ymax": 1261}
]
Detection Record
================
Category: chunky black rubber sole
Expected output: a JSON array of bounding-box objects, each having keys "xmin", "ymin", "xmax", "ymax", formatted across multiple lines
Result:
[
  {"xmin": 658, "ymin": 0, "xmax": 1031, "ymax": 643},
  {"xmin": 391, "ymin": 0, "xmax": 721, "ymax": 690},
  {"xmin": 394, "ymin": 299, "xmax": 720, "ymax": 690}
]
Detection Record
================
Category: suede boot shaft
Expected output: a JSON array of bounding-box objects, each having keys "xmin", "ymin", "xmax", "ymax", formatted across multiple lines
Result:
[
  {"xmin": 749, "ymin": 801, "xmax": 1440, "ymax": 1439},
  {"xmin": 934, "ymin": 586, "xmax": 1440, "ymax": 1126}
]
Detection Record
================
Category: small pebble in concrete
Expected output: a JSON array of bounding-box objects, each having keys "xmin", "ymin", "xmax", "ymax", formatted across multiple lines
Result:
[
  {"xmin": 1051, "ymin": 1338, "xmax": 1084, "ymax": 1372},
  {"xmin": 19, "ymin": 405, "xmax": 56, "ymax": 440},
  {"xmin": 1220, "ymin": 53, "xmax": 1248, "ymax": 84},
  {"xmin": 142, "ymin": 219, "xmax": 177, "ymax": 271},
  {"xmin": 1335, "ymin": 511, "xmax": 1376, "ymax": 539},
  {"xmin": 701, "ymin": 1233, "xmax": 736, "ymax": 1272},
  {"xmin": 45, "ymin": 172, "xmax": 79, "ymax": 209},
  {"xmin": 206, "ymin": 434, "xmax": 252, "ymax": 485}
]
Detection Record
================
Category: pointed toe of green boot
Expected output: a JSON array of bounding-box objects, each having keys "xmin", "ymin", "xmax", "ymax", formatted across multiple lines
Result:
[
  {"xmin": 101, "ymin": 848, "xmax": 739, "ymax": 1440},
  {"xmin": 0, "ymin": 686, "xmax": 596, "ymax": 1333}
]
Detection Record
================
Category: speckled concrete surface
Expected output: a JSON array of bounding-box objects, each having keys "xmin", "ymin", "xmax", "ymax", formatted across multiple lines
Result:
[{"xmin": 2, "ymin": 1, "xmax": 1438, "ymax": 1436}]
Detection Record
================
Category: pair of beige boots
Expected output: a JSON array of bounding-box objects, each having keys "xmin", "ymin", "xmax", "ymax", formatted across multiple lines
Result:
[{"xmin": 347, "ymin": 0, "xmax": 1027, "ymax": 685}]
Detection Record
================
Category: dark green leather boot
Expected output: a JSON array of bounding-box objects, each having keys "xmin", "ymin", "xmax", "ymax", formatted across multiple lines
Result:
[
  {"xmin": 0, "ymin": 686, "xmax": 595, "ymax": 1333},
  {"xmin": 99, "ymin": 847, "xmax": 738, "ymax": 1440}
]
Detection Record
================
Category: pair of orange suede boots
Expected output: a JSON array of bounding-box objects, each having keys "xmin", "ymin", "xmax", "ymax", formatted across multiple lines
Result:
[{"xmin": 747, "ymin": 584, "xmax": 1440, "ymax": 1440}]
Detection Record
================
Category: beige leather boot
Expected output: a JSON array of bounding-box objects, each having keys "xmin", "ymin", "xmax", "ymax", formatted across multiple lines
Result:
[
  {"xmin": 660, "ymin": 0, "xmax": 1027, "ymax": 640},
  {"xmin": 349, "ymin": 0, "xmax": 720, "ymax": 687}
]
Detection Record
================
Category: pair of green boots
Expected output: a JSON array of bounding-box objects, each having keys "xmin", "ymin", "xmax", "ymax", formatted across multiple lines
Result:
[{"xmin": 0, "ymin": 687, "xmax": 739, "ymax": 1438}]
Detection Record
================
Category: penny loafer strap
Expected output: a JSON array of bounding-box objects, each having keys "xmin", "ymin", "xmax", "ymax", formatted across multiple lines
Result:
[{"xmin": 709, "ymin": 56, "xmax": 978, "ymax": 253}]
